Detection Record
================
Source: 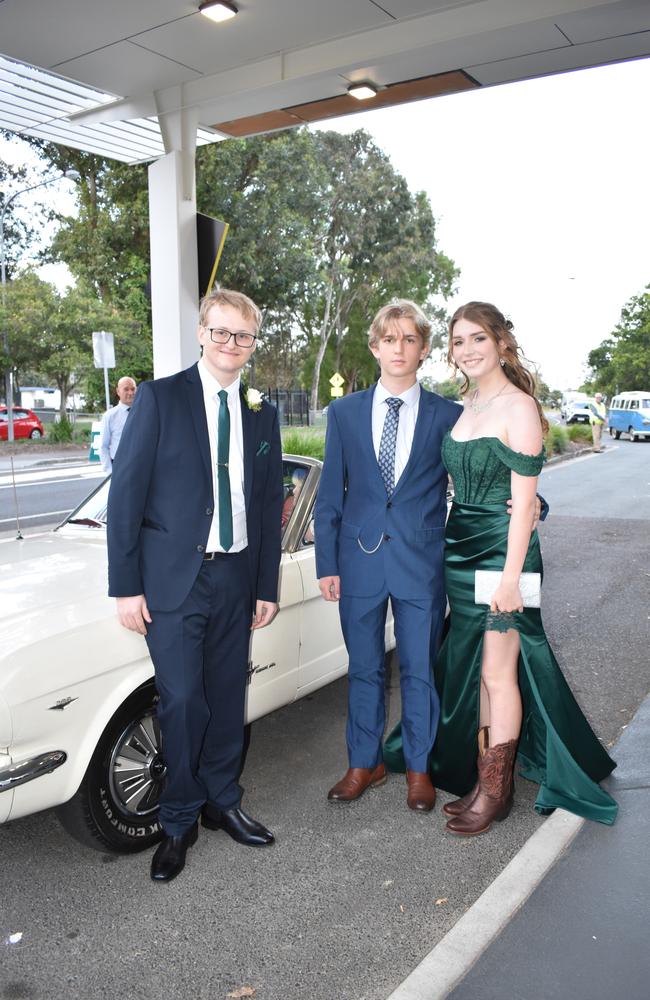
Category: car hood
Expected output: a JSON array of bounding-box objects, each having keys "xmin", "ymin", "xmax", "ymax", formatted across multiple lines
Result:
[{"xmin": 0, "ymin": 528, "xmax": 145, "ymax": 697}]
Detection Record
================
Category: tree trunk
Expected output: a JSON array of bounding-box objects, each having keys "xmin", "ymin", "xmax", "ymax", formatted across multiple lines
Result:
[{"xmin": 309, "ymin": 279, "xmax": 335, "ymax": 412}]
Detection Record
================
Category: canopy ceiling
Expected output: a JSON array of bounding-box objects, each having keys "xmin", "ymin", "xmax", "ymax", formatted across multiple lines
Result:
[{"xmin": 1, "ymin": 0, "xmax": 649, "ymax": 162}]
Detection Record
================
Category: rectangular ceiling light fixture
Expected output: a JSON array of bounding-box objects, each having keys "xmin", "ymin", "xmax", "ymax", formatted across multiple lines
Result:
[
  {"xmin": 199, "ymin": 1, "xmax": 238, "ymax": 23},
  {"xmin": 347, "ymin": 83, "xmax": 378, "ymax": 100}
]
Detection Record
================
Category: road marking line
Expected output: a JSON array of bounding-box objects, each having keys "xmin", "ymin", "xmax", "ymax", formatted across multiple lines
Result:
[
  {"xmin": 0, "ymin": 510, "xmax": 70, "ymax": 525},
  {"xmin": 0, "ymin": 473, "xmax": 104, "ymax": 490}
]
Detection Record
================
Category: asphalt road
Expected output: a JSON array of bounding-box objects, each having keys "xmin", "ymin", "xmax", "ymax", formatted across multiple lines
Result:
[{"xmin": 1, "ymin": 442, "xmax": 649, "ymax": 1000}]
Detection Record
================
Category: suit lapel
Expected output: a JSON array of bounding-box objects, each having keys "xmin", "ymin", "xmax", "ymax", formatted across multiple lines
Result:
[
  {"xmin": 240, "ymin": 386, "xmax": 256, "ymax": 509},
  {"xmin": 185, "ymin": 364, "xmax": 213, "ymax": 490},
  {"xmin": 359, "ymin": 385, "xmax": 386, "ymax": 493},
  {"xmin": 391, "ymin": 387, "xmax": 435, "ymax": 499}
]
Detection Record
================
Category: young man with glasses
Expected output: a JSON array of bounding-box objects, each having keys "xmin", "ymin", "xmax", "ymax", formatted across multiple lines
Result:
[{"xmin": 107, "ymin": 288, "xmax": 283, "ymax": 882}]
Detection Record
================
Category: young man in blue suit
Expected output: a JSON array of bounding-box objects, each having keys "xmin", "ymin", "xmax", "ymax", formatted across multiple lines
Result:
[
  {"xmin": 315, "ymin": 300, "xmax": 461, "ymax": 812},
  {"xmin": 108, "ymin": 288, "xmax": 283, "ymax": 881}
]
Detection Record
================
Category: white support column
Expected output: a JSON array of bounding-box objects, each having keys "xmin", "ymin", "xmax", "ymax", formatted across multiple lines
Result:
[
  {"xmin": 148, "ymin": 151, "xmax": 198, "ymax": 377},
  {"xmin": 148, "ymin": 96, "xmax": 200, "ymax": 377}
]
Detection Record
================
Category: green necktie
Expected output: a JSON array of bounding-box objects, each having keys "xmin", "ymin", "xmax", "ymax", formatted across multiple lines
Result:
[{"xmin": 217, "ymin": 389, "xmax": 233, "ymax": 551}]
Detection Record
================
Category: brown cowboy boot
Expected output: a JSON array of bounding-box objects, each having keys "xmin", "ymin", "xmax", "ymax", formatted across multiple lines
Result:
[
  {"xmin": 445, "ymin": 738, "xmax": 517, "ymax": 836},
  {"xmin": 327, "ymin": 763, "xmax": 387, "ymax": 802},
  {"xmin": 443, "ymin": 727, "xmax": 490, "ymax": 817}
]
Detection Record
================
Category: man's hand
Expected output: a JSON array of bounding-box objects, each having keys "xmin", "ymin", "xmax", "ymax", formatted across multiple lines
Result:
[
  {"xmin": 319, "ymin": 575, "xmax": 341, "ymax": 602},
  {"xmin": 116, "ymin": 595, "xmax": 152, "ymax": 635},
  {"xmin": 251, "ymin": 600, "xmax": 278, "ymax": 630},
  {"xmin": 506, "ymin": 495, "xmax": 543, "ymax": 531}
]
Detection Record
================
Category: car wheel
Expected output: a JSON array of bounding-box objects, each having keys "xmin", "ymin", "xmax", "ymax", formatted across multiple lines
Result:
[
  {"xmin": 29, "ymin": 428, "xmax": 43, "ymax": 439},
  {"xmin": 628, "ymin": 426, "xmax": 637, "ymax": 442},
  {"xmin": 56, "ymin": 685, "xmax": 165, "ymax": 853},
  {"xmin": 614, "ymin": 429, "xmax": 621, "ymax": 440}
]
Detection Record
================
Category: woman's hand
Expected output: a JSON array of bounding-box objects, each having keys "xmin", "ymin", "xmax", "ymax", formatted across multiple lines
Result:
[{"xmin": 491, "ymin": 579, "xmax": 524, "ymax": 614}]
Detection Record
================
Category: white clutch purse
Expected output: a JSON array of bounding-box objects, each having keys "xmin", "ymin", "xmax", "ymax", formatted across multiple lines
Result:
[{"xmin": 474, "ymin": 570, "xmax": 541, "ymax": 608}]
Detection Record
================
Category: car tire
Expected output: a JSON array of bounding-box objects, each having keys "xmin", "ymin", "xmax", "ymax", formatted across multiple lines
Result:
[
  {"xmin": 614, "ymin": 429, "xmax": 621, "ymax": 440},
  {"xmin": 29, "ymin": 428, "xmax": 42, "ymax": 439},
  {"xmin": 628, "ymin": 426, "xmax": 637, "ymax": 442},
  {"xmin": 56, "ymin": 684, "xmax": 165, "ymax": 853}
]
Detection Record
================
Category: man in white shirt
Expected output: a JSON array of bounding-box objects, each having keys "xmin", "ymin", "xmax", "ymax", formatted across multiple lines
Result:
[
  {"xmin": 107, "ymin": 289, "xmax": 283, "ymax": 882},
  {"xmin": 99, "ymin": 376, "xmax": 136, "ymax": 472}
]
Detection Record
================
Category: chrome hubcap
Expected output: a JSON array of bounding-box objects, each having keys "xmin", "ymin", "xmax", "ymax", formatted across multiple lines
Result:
[{"xmin": 108, "ymin": 710, "xmax": 165, "ymax": 817}]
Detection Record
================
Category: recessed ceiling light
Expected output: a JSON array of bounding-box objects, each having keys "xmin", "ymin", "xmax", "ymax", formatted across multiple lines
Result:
[
  {"xmin": 199, "ymin": 1, "xmax": 238, "ymax": 23},
  {"xmin": 347, "ymin": 83, "xmax": 378, "ymax": 101}
]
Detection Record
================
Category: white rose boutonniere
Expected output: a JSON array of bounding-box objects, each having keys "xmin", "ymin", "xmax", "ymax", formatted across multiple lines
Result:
[{"xmin": 245, "ymin": 387, "xmax": 264, "ymax": 412}]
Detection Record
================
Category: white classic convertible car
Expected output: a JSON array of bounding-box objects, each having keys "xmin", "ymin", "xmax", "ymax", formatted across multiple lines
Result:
[{"xmin": 0, "ymin": 456, "xmax": 395, "ymax": 853}]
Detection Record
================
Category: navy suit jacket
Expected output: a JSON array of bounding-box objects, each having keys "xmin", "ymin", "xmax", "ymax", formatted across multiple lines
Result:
[
  {"xmin": 314, "ymin": 385, "xmax": 460, "ymax": 601},
  {"xmin": 107, "ymin": 363, "xmax": 283, "ymax": 612}
]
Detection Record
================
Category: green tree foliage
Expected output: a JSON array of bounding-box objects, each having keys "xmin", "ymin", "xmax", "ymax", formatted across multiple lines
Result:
[
  {"xmin": 17, "ymin": 139, "xmax": 151, "ymax": 334},
  {"xmin": 586, "ymin": 285, "xmax": 650, "ymax": 395},
  {"xmin": 0, "ymin": 271, "xmax": 140, "ymax": 416},
  {"xmin": 0, "ymin": 157, "xmax": 40, "ymax": 282},
  {"xmin": 15, "ymin": 128, "xmax": 457, "ymax": 405},
  {"xmin": 301, "ymin": 131, "xmax": 457, "ymax": 408}
]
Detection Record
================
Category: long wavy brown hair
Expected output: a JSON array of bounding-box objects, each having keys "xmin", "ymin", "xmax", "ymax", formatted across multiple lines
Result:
[{"xmin": 447, "ymin": 301, "xmax": 548, "ymax": 434}]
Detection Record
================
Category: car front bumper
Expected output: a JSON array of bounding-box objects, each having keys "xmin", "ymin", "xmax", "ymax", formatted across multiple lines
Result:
[{"xmin": 0, "ymin": 750, "xmax": 67, "ymax": 793}]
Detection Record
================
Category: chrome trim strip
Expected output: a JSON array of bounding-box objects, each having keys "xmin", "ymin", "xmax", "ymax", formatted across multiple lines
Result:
[{"xmin": 0, "ymin": 751, "xmax": 67, "ymax": 792}]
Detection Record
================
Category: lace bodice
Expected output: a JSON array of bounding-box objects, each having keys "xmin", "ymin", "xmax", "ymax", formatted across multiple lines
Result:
[{"xmin": 442, "ymin": 433, "xmax": 545, "ymax": 504}]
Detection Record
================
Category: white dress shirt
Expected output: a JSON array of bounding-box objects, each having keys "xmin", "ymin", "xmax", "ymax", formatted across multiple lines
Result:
[
  {"xmin": 198, "ymin": 360, "xmax": 247, "ymax": 553},
  {"xmin": 372, "ymin": 379, "xmax": 421, "ymax": 487},
  {"xmin": 99, "ymin": 401, "xmax": 130, "ymax": 473}
]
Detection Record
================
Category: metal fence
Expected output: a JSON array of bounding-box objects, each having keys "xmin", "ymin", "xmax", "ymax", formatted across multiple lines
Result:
[{"xmin": 265, "ymin": 389, "xmax": 310, "ymax": 426}]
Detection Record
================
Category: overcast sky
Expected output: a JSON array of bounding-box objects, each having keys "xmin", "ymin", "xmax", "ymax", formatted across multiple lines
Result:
[
  {"xmin": 2, "ymin": 56, "xmax": 648, "ymax": 392},
  {"xmin": 315, "ymin": 55, "xmax": 650, "ymax": 390}
]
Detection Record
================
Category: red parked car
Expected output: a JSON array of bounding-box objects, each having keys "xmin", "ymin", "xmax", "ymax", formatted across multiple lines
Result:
[{"xmin": 0, "ymin": 406, "xmax": 45, "ymax": 440}]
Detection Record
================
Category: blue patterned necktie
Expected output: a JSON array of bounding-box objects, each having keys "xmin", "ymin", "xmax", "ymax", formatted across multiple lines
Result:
[
  {"xmin": 217, "ymin": 390, "xmax": 233, "ymax": 551},
  {"xmin": 378, "ymin": 397, "xmax": 403, "ymax": 496}
]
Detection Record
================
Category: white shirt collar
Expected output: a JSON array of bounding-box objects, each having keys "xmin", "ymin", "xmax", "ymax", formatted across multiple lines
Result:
[
  {"xmin": 198, "ymin": 358, "xmax": 241, "ymax": 399},
  {"xmin": 375, "ymin": 378, "xmax": 420, "ymax": 408}
]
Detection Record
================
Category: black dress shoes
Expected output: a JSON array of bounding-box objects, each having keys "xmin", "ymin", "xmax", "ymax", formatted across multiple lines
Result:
[
  {"xmin": 201, "ymin": 806, "xmax": 274, "ymax": 847},
  {"xmin": 150, "ymin": 822, "xmax": 198, "ymax": 882}
]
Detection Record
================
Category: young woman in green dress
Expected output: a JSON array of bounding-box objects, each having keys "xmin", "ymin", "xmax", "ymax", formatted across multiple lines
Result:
[{"xmin": 384, "ymin": 302, "xmax": 617, "ymax": 832}]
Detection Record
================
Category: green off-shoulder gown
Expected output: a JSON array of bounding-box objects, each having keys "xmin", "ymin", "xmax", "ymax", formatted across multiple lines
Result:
[{"xmin": 383, "ymin": 432, "xmax": 618, "ymax": 825}]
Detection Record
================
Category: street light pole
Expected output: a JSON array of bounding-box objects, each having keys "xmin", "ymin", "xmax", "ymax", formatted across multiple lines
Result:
[{"xmin": 1, "ymin": 169, "xmax": 80, "ymax": 442}]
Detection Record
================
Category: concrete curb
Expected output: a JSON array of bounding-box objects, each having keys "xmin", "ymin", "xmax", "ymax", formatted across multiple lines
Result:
[
  {"xmin": 545, "ymin": 444, "xmax": 594, "ymax": 466},
  {"xmin": 387, "ymin": 809, "xmax": 584, "ymax": 1000}
]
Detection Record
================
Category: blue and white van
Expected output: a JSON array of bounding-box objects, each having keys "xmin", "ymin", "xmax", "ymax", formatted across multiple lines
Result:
[{"xmin": 607, "ymin": 391, "xmax": 650, "ymax": 441}]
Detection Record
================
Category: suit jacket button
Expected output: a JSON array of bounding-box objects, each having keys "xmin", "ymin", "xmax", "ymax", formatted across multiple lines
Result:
[
  {"xmin": 197, "ymin": 544, "xmax": 205, "ymax": 553},
  {"xmin": 206, "ymin": 507, "xmax": 213, "ymax": 516},
  {"xmin": 386, "ymin": 501, "xmax": 392, "ymax": 509},
  {"xmin": 384, "ymin": 534, "xmax": 391, "ymax": 541}
]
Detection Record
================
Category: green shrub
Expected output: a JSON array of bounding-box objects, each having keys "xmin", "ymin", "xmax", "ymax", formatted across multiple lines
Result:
[
  {"xmin": 567, "ymin": 424, "xmax": 592, "ymax": 442},
  {"xmin": 281, "ymin": 427, "xmax": 326, "ymax": 460},
  {"xmin": 47, "ymin": 417, "xmax": 74, "ymax": 443},
  {"xmin": 72, "ymin": 425, "xmax": 92, "ymax": 445},
  {"xmin": 544, "ymin": 424, "xmax": 569, "ymax": 457}
]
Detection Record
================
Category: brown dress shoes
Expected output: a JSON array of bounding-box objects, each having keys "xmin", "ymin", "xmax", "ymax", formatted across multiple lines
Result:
[
  {"xmin": 327, "ymin": 763, "xmax": 387, "ymax": 802},
  {"xmin": 406, "ymin": 770, "xmax": 436, "ymax": 811}
]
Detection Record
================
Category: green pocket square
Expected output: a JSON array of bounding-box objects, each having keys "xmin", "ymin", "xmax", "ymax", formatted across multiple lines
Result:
[{"xmin": 256, "ymin": 440, "xmax": 271, "ymax": 456}]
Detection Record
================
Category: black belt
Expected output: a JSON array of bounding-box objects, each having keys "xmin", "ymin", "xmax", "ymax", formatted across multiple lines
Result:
[{"xmin": 203, "ymin": 550, "xmax": 233, "ymax": 560}]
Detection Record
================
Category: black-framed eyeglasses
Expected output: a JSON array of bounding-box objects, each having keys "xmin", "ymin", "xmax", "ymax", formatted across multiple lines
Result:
[{"xmin": 205, "ymin": 327, "xmax": 257, "ymax": 348}]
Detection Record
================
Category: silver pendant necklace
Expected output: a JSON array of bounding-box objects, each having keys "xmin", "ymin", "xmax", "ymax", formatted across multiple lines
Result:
[{"xmin": 471, "ymin": 381, "xmax": 510, "ymax": 414}]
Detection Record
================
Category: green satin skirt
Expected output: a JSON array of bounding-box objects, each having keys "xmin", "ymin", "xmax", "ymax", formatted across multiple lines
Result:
[{"xmin": 384, "ymin": 500, "xmax": 618, "ymax": 825}]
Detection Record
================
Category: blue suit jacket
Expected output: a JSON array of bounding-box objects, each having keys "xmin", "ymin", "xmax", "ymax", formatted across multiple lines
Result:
[
  {"xmin": 314, "ymin": 385, "xmax": 460, "ymax": 601},
  {"xmin": 107, "ymin": 363, "xmax": 283, "ymax": 612}
]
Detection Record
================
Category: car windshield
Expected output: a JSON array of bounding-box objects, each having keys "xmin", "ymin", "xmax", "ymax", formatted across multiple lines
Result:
[{"xmin": 60, "ymin": 479, "xmax": 109, "ymax": 529}]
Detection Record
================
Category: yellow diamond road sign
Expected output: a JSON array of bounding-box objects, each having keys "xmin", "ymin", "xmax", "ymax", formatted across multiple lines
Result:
[{"xmin": 329, "ymin": 372, "xmax": 344, "ymax": 388}]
